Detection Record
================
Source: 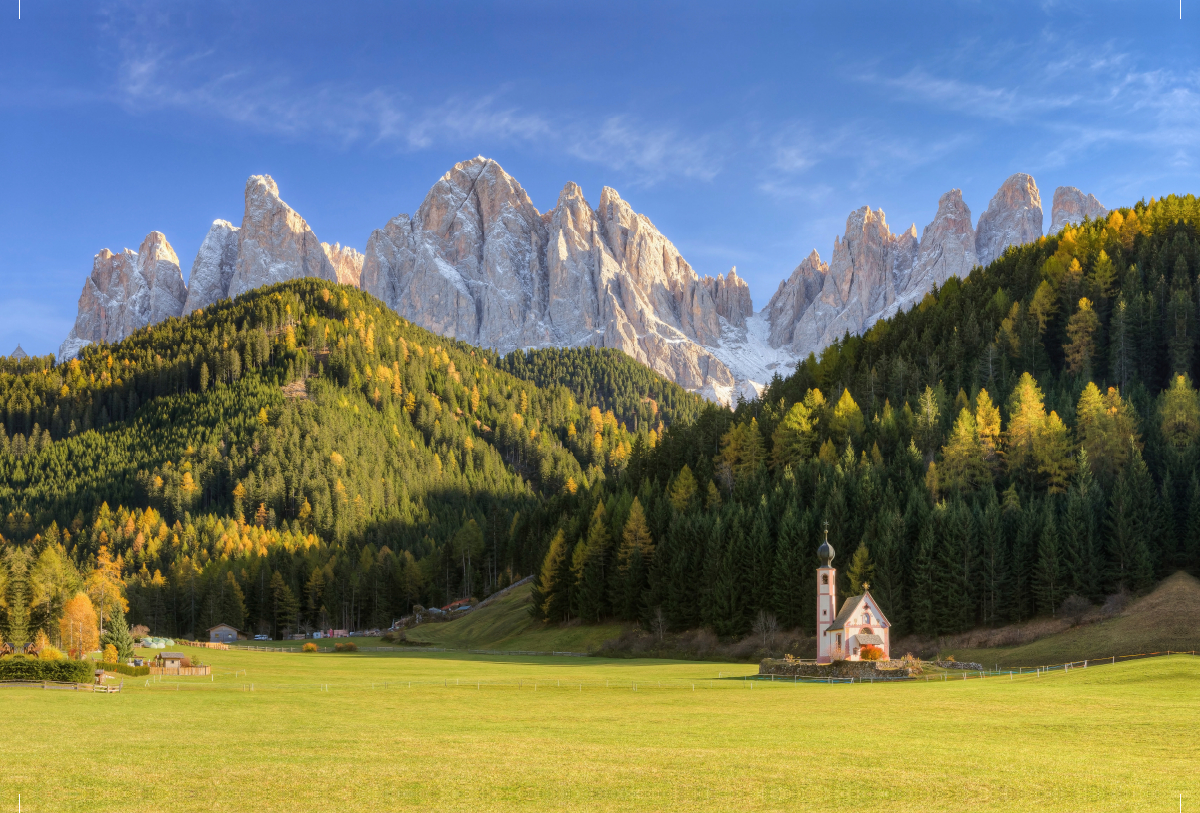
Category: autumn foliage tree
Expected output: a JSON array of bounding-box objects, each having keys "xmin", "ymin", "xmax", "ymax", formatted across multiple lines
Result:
[{"xmin": 60, "ymin": 592, "xmax": 99, "ymax": 659}]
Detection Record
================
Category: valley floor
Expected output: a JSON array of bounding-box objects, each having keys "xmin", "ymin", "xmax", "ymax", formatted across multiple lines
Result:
[{"xmin": 1, "ymin": 647, "xmax": 1197, "ymax": 811}]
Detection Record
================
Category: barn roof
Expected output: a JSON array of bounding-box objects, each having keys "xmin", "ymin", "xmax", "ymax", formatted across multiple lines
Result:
[{"xmin": 159, "ymin": 652, "xmax": 185, "ymax": 659}]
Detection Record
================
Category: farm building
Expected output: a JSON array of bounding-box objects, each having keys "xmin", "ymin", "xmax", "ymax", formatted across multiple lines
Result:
[
  {"xmin": 816, "ymin": 533, "xmax": 891, "ymax": 662},
  {"xmin": 208, "ymin": 624, "xmax": 246, "ymax": 643},
  {"xmin": 156, "ymin": 652, "xmax": 186, "ymax": 668}
]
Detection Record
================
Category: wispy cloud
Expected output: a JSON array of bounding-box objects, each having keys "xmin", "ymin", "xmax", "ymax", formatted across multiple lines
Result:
[
  {"xmin": 108, "ymin": 35, "xmax": 720, "ymax": 187},
  {"xmin": 758, "ymin": 123, "xmax": 971, "ymax": 200}
]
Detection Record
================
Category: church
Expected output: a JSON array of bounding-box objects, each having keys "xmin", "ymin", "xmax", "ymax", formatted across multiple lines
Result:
[{"xmin": 816, "ymin": 533, "xmax": 891, "ymax": 662}]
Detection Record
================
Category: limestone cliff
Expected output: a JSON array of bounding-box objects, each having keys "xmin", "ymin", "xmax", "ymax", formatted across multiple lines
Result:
[
  {"xmin": 1050, "ymin": 187, "xmax": 1106, "ymax": 233},
  {"xmin": 59, "ymin": 232, "xmax": 187, "ymax": 360},
  {"xmin": 361, "ymin": 157, "xmax": 738, "ymax": 399},
  {"xmin": 975, "ymin": 173, "xmax": 1043, "ymax": 267}
]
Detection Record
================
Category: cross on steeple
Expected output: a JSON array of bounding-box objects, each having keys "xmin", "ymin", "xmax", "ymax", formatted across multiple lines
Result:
[{"xmin": 823, "ymin": 520, "xmax": 829, "ymax": 543}]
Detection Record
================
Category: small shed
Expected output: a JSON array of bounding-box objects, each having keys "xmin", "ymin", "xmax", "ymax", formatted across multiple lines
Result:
[
  {"xmin": 157, "ymin": 652, "xmax": 186, "ymax": 668},
  {"xmin": 208, "ymin": 623, "xmax": 245, "ymax": 644}
]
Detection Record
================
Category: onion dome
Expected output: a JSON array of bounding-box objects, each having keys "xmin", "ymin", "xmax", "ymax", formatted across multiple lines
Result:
[{"xmin": 817, "ymin": 540, "xmax": 835, "ymax": 566}]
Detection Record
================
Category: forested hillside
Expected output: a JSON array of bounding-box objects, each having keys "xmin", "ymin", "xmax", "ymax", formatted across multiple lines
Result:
[
  {"xmin": 3, "ymin": 195, "xmax": 1200, "ymax": 650},
  {"xmin": 0, "ymin": 282, "xmax": 669, "ymax": 640},
  {"xmin": 497, "ymin": 346, "xmax": 707, "ymax": 430},
  {"xmin": 532, "ymin": 196, "xmax": 1200, "ymax": 639}
]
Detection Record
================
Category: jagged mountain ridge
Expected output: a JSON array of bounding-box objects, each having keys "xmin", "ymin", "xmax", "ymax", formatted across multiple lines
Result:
[{"xmin": 59, "ymin": 159, "xmax": 1105, "ymax": 403}]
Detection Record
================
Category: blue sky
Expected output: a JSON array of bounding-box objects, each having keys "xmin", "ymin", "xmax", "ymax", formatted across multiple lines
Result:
[{"xmin": 2, "ymin": 1, "xmax": 1198, "ymax": 356}]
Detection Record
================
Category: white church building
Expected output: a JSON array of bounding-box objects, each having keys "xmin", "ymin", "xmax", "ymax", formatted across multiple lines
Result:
[{"xmin": 816, "ymin": 533, "xmax": 891, "ymax": 662}]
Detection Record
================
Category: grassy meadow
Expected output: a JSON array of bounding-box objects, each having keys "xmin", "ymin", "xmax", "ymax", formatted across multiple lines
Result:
[
  {"xmin": 0, "ymin": 644, "xmax": 1197, "ymax": 812},
  {"xmin": 404, "ymin": 582, "xmax": 627, "ymax": 652},
  {"xmin": 942, "ymin": 571, "xmax": 1200, "ymax": 667}
]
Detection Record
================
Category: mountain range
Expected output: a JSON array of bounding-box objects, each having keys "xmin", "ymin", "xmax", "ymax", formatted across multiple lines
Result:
[{"xmin": 58, "ymin": 158, "xmax": 1105, "ymax": 402}]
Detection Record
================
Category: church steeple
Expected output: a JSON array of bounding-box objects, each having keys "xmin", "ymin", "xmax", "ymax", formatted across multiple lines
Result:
[{"xmin": 816, "ymin": 522, "xmax": 838, "ymax": 663}]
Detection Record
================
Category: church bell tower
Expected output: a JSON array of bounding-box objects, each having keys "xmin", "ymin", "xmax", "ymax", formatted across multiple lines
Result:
[{"xmin": 816, "ymin": 524, "xmax": 837, "ymax": 663}]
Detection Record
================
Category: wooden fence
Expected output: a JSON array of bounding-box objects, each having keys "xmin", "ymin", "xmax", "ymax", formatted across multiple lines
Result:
[
  {"xmin": 176, "ymin": 640, "xmax": 229, "ymax": 650},
  {"xmin": 149, "ymin": 666, "xmax": 212, "ymax": 676},
  {"xmin": 0, "ymin": 680, "xmax": 123, "ymax": 693}
]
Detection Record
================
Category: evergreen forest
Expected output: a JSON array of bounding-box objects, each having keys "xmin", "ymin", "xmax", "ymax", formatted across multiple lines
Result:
[{"xmin": 2, "ymin": 195, "xmax": 1200, "ymax": 648}]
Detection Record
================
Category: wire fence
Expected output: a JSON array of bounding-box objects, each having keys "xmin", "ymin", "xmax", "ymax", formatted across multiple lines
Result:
[
  {"xmin": 225, "ymin": 644, "xmax": 591, "ymax": 657},
  {"xmin": 750, "ymin": 650, "xmax": 1200, "ymax": 684},
  {"xmin": 69, "ymin": 647, "xmax": 1185, "ymax": 694}
]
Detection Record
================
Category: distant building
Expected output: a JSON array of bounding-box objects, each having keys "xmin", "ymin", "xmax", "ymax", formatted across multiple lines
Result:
[
  {"xmin": 157, "ymin": 652, "xmax": 186, "ymax": 668},
  {"xmin": 207, "ymin": 624, "xmax": 246, "ymax": 644},
  {"xmin": 816, "ymin": 532, "xmax": 892, "ymax": 662},
  {"xmin": 10, "ymin": 344, "xmax": 28, "ymax": 361}
]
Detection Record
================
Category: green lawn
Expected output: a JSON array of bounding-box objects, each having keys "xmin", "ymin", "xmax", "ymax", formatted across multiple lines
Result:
[
  {"xmin": 405, "ymin": 582, "xmax": 627, "ymax": 652},
  {"xmin": 1, "ymin": 646, "xmax": 1197, "ymax": 811}
]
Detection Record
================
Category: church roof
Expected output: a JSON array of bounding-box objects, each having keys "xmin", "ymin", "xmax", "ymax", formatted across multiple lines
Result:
[
  {"xmin": 854, "ymin": 633, "xmax": 884, "ymax": 646},
  {"xmin": 10, "ymin": 344, "xmax": 28, "ymax": 361},
  {"xmin": 825, "ymin": 590, "xmax": 891, "ymax": 631}
]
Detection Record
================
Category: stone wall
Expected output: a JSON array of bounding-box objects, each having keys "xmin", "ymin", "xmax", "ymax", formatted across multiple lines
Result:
[
  {"xmin": 759, "ymin": 658, "xmax": 918, "ymax": 679},
  {"xmin": 936, "ymin": 660, "xmax": 984, "ymax": 671}
]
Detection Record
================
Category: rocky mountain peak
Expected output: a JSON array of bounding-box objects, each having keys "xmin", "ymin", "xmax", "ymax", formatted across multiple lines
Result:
[
  {"xmin": 906, "ymin": 188, "xmax": 977, "ymax": 298},
  {"xmin": 361, "ymin": 158, "xmax": 737, "ymax": 400},
  {"xmin": 322, "ymin": 242, "xmax": 364, "ymax": 287},
  {"xmin": 705, "ymin": 267, "xmax": 753, "ymax": 328},
  {"xmin": 975, "ymin": 173, "xmax": 1043, "ymax": 266},
  {"xmin": 1050, "ymin": 186, "xmax": 1107, "ymax": 233},
  {"xmin": 183, "ymin": 219, "xmax": 240, "ymax": 315},
  {"xmin": 59, "ymin": 231, "xmax": 188, "ymax": 360},
  {"xmin": 767, "ymin": 250, "xmax": 828, "ymax": 348},
  {"xmin": 229, "ymin": 174, "xmax": 338, "ymax": 300}
]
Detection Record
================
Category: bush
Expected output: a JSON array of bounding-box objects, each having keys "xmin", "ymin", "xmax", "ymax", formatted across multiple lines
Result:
[
  {"xmin": 302, "ymin": 642, "xmax": 318, "ymax": 652},
  {"xmin": 103, "ymin": 644, "xmax": 119, "ymax": 664},
  {"xmin": 39, "ymin": 645, "xmax": 65, "ymax": 661},
  {"xmin": 860, "ymin": 645, "xmax": 884, "ymax": 661},
  {"xmin": 1060, "ymin": 594, "xmax": 1092, "ymax": 626},
  {"xmin": 0, "ymin": 655, "xmax": 93, "ymax": 683},
  {"xmin": 334, "ymin": 642, "xmax": 358, "ymax": 652}
]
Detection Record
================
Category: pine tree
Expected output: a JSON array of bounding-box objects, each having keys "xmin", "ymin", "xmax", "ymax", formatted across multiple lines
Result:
[
  {"xmin": 574, "ymin": 503, "xmax": 612, "ymax": 622},
  {"xmin": 221, "ymin": 571, "xmax": 247, "ymax": 629},
  {"xmin": 845, "ymin": 541, "xmax": 874, "ymax": 596},
  {"xmin": 976, "ymin": 488, "xmax": 1006, "ymax": 626},
  {"xmin": 1061, "ymin": 455, "xmax": 1099, "ymax": 601},
  {"xmin": 769, "ymin": 505, "xmax": 806, "ymax": 629},
  {"xmin": 1105, "ymin": 467, "xmax": 1153, "ymax": 593},
  {"xmin": 940, "ymin": 408, "xmax": 989, "ymax": 491},
  {"xmin": 613, "ymin": 499, "xmax": 653, "ymax": 620},
  {"xmin": 1033, "ymin": 499, "xmax": 1062, "ymax": 616},
  {"xmin": 99, "ymin": 604, "xmax": 136, "ymax": 662},
  {"xmin": 869, "ymin": 508, "xmax": 906, "ymax": 634},
  {"xmin": 909, "ymin": 522, "xmax": 936, "ymax": 637},
  {"xmin": 748, "ymin": 499, "xmax": 774, "ymax": 614},
  {"xmin": 934, "ymin": 500, "xmax": 973, "ymax": 633}
]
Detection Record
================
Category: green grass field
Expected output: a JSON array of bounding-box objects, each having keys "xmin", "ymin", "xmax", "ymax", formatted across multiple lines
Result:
[
  {"xmin": 404, "ymin": 582, "xmax": 626, "ymax": 652},
  {"xmin": 1, "ymin": 644, "xmax": 1197, "ymax": 811}
]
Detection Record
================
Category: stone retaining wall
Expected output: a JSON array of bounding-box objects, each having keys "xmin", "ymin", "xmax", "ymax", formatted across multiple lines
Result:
[
  {"xmin": 759, "ymin": 658, "xmax": 918, "ymax": 679},
  {"xmin": 936, "ymin": 660, "xmax": 984, "ymax": 670}
]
